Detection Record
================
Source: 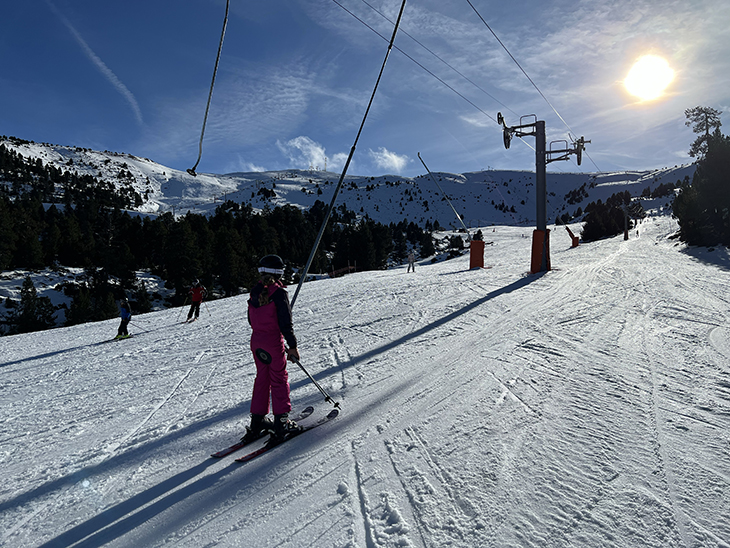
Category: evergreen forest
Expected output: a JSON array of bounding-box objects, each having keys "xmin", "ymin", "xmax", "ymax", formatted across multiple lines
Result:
[
  {"xmin": 673, "ymin": 129, "xmax": 730, "ymax": 246},
  {"xmin": 0, "ymin": 140, "xmax": 438, "ymax": 334}
]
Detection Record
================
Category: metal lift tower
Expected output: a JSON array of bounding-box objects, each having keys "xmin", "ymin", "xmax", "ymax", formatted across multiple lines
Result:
[{"xmin": 497, "ymin": 113, "xmax": 589, "ymax": 273}]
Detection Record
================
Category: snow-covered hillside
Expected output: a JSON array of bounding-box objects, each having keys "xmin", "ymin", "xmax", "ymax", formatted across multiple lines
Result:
[
  {"xmin": 1, "ymin": 214, "xmax": 728, "ymax": 547},
  {"xmin": 1, "ymin": 137, "xmax": 695, "ymax": 229}
]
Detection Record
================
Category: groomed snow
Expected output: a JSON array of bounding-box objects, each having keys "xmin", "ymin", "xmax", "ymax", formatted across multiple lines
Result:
[{"xmin": 1, "ymin": 215, "xmax": 729, "ymax": 547}]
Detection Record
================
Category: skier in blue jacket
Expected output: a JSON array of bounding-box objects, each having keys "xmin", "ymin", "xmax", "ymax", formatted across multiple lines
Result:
[{"xmin": 116, "ymin": 298, "xmax": 132, "ymax": 339}]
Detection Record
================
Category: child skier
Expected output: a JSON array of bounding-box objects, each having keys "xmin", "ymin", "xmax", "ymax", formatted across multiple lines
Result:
[
  {"xmin": 243, "ymin": 254, "xmax": 302, "ymax": 444},
  {"xmin": 186, "ymin": 280, "xmax": 207, "ymax": 321},
  {"xmin": 407, "ymin": 250, "xmax": 416, "ymax": 272},
  {"xmin": 116, "ymin": 298, "xmax": 132, "ymax": 339}
]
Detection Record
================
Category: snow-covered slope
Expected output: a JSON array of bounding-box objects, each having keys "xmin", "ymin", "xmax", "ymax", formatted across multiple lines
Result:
[
  {"xmin": 2, "ymin": 137, "xmax": 695, "ymax": 228},
  {"xmin": 1, "ymin": 215, "xmax": 728, "ymax": 547}
]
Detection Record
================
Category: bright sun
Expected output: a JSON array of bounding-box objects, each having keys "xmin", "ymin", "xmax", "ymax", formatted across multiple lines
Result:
[{"xmin": 624, "ymin": 55, "xmax": 675, "ymax": 101}]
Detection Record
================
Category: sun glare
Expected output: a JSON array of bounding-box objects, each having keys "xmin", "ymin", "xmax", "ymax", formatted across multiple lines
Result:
[{"xmin": 624, "ymin": 55, "xmax": 674, "ymax": 101}]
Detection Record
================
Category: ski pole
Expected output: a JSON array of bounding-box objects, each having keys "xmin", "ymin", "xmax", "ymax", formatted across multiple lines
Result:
[
  {"xmin": 203, "ymin": 300, "xmax": 211, "ymax": 317},
  {"xmin": 177, "ymin": 295, "xmax": 190, "ymax": 322},
  {"xmin": 129, "ymin": 321, "xmax": 148, "ymax": 332},
  {"xmin": 289, "ymin": 355, "xmax": 341, "ymax": 409}
]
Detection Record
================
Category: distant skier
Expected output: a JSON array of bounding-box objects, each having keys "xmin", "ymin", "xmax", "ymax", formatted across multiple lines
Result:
[
  {"xmin": 243, "ymin": 254, "xmax": 302, "ymax": 443},
  {"xmin": 407, "ymin": 251, "xmax": 416, "ymax": 273},
  {"xmin": 186, "ymin": 280, "xmax": 207, "ymax": 321},
  {"xmin": 116, "ymin": 298, "xmax": 132, "ymax": 339}
]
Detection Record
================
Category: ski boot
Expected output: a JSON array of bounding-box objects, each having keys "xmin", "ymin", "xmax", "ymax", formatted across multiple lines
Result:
[
  {"xmin": 270, "ymin": 413, "xmax": 303, "ymax": 444},
  {"xmin": 241, "ymin": 413, "xmax": 274, "ymax": 443}
]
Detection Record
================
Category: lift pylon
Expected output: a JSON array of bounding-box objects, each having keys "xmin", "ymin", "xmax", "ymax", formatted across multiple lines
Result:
[{"xmin": 497, "ymin": 112, "xmax": 589, "ymax": 273}]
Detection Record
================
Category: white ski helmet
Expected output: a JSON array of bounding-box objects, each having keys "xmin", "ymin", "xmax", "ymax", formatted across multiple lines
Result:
[{"xmin": 258, "ymin": 254, "xmax": 285, "ymax": 276}]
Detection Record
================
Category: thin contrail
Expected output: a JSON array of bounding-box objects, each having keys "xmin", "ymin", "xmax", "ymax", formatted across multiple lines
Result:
[{"xmin": 45, "ymin": 0, "xmax": 144, "ymax": 126}]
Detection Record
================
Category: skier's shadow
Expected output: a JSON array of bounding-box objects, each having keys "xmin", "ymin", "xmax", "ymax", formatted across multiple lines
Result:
[
  {"xmin": 0, "ymin": 321, "xmax": 179, "ymax": 369},
  {"xmin": 22, "ymin": 275, "xmax": 543, "ymax": 547},
  {"xmin": 0, "ymin": 400, "xmax": 251, "ymax": 520},
  {"xmin": 35, "ymin": 459, "xmax": 223, "ymax": 548},
  {"xmin": 34, "ymin": 378, "xmax": 411, "ymax": 548},
  {"xmin": 29, "ymin": 275, "xmax": 543, "ymax": 547}
]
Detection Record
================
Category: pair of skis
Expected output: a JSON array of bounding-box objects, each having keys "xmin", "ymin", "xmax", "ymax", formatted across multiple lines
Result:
[
  {"xmin": 211, "ymin": 406, "xmax": 339, "ymax": 463},
  {"xmin": 106, "ymin": 334, "xmax": 133, "ymax": 342}
]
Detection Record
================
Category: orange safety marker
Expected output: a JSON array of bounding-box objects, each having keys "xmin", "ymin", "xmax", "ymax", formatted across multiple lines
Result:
[
  {"xmin": 530, "ymin": 229, "xmax": 551, "ymax": 273},
  {"xmin": 469, "ymin": 240, "xmax": 485, "ymax": 269}
]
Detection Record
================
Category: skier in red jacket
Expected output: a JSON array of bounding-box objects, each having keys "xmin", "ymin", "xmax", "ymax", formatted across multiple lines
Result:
[
  {"xmin": 243, "ymin": 255, "xmax": 302, "ymax": 443},
  {"xmin": 186, "ymin": 280, "xmax": 207, "ymax": 322}
]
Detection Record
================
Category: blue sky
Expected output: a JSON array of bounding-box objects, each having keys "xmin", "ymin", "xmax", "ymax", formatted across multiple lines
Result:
[{"xmin": 2, "ymin": 0, "xmax": 728, "ymax": 177}]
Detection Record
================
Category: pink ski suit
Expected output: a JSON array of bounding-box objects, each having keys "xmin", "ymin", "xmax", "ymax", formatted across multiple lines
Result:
[{"xmin": 247, "ymin": 280, "xmax": 297, "ymax": 416}]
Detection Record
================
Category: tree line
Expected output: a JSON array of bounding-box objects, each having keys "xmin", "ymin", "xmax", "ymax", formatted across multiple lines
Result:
[
  {"xmin": 1, "ymin": 138, "xmax": 143, "ymax": 208},
  {"xmin": 576, "ymin": 106, "xmax": 728, "ymax": 244},
  {"xmin": 579, "ymin": 191, "xmax": 645, "ymax": 242},
  {"xmin": 673, "ymin": 107, "xmax": 730, "ymax": 246},
  {"xmin": 1, "ymin": 163, "xmax": 437, "ymax": 335}
]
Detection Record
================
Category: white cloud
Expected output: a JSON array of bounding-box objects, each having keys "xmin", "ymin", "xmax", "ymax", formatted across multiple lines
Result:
[
  {"xmin": 222, "ymin": 157, "xmax": 267, "ymax": 174},
  {"xmin": 246, "ymin": 163, "xmax": 267, "ymax": 173},
  {"xmin": 277, "ymin": 136, "xmax": 327, "ymax": 169},
  {"xmin": 368, "ymin": 147, "xmax": 410, "ymax": 173},
  {"xmin": 45, "ymin": 0, "xmax": 144, "ymax": 127},
  {"xmin": 276, "ymin": 136, "xmax": 349, "ymax": 172}
]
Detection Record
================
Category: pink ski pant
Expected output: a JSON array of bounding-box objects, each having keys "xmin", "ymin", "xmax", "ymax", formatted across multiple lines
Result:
[{"xmin": 250, "ymin": 333, "xmax": 292, "ymax": 416}]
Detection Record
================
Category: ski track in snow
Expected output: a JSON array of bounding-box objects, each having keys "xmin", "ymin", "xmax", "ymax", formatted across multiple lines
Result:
[{"xmin": 1, "ymin": 217, "xmax": 730, "ymax": 547}]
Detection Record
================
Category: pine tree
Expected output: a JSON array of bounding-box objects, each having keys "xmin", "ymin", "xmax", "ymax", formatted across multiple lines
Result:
[
  {"xmin": 685, "ymin": 106, "xmax": 723, "ymax": 159},
  {"xmin": 13, "ymin": 276, "xmax": 56, "ymax": 333},
  {"xmin": 674, "ymin": 130, "xmax": 730, "ymax": 245},
  {"xmin": 580, "ymin": 192, "xmax": 634, "ymax": 242},
  {"xmin": 133, "ymin": 281, "xmax": 153, "ymax": 314},
  {"xmin": 393, "ymin": 230, "xmax": 408, "ymax": 263},
  {"xmin": 0, "ymin": 197, "xmax": 17, "ymax": 270},
  {"xmin": 13, "ymin": 200, "xmax": 45, "ymax": 268},
  {"xmin": 66, "ymin": 286, "xmax": 94, "ymax": 326},
  {"xmin": 419, "ymin": 230, "xmax": 436, "ymax": 257}
]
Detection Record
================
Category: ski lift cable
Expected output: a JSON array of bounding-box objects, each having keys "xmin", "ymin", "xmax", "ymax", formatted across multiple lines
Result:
[
  {"xmin": 337, "ymin": 0, "xmax": 599, "ymax": 173},
  {"xmin": 356, "ymin": 0, "xmax": 518, "ymax": 118},
  {"xmin": 187, "ymin": 0, "xmax": 230, "ymax": 177},
  {"xmin": 331, "ymin": 0, "xmax": 535, "ymax": 155},
  {"xmin": 418, "ymin": 152, "xmax": 472, "ymax": 240},
  {"xmin": 290, "ymin": 0, "xmax": 409, "ymax": 310},
  {"xmin": 465, "ymin": 0, "xmax": 601, "ymax": 172},
  {"xmin": 464, "ymin": 0, "xmax": 573, "ymax": 135}
]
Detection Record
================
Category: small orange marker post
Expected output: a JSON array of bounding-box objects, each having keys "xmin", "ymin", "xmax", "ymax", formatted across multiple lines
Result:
[
  {"xmin": 530, "ymin": 229, "xmax": 551, "ymax": 274},
  {"xmin": 469, "ymin": 240, "xmax": 485, "ymax": 269},
  {"xmin": 565, "ymin": 226, "xmax": 579, "ymax": 248}
]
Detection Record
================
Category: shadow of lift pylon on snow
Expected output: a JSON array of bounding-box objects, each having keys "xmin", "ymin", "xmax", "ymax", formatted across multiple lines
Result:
[
  {"xmin": 289, "ymin": 272, "xmax": 546, "ymax": 388},
  {"xmin": 0, "ymin": 319, "xmax": 180, "ymax": 370},
  {"xmin": 11, "ymin": 274, "xmax": 544, "ymax": 547}
]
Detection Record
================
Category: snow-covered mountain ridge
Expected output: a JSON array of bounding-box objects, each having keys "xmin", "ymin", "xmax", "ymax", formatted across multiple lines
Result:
[{"xmin": 2, "ymin": 137, "xmax": 695, "ymax": 228}]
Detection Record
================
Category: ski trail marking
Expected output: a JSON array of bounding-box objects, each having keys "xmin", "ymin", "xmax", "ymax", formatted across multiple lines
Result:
[
  {"xmin": 164, "ymin": 364, "xmax": 217, "ymax": 435},
  {"xmin": 383, "ymin": 438, "xmax": 434, "ymax": 548},
  {"xmin": 3, "ymin": 351, "xmax": 207, "ymax": 542},
  {"xmin": 640, "ymin": 277, "xmax": 693, "ymax": 548},
  {"xmin": 488, "ymin": 370, "xmax": 539, "ymax": 415},
  {"xmin": 108, "ymin": 362, "xmax": 199, "ymax": 453},
  {"xmin": 351, "ymin": 441, "xmax": 378, "ymax": 548}
]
